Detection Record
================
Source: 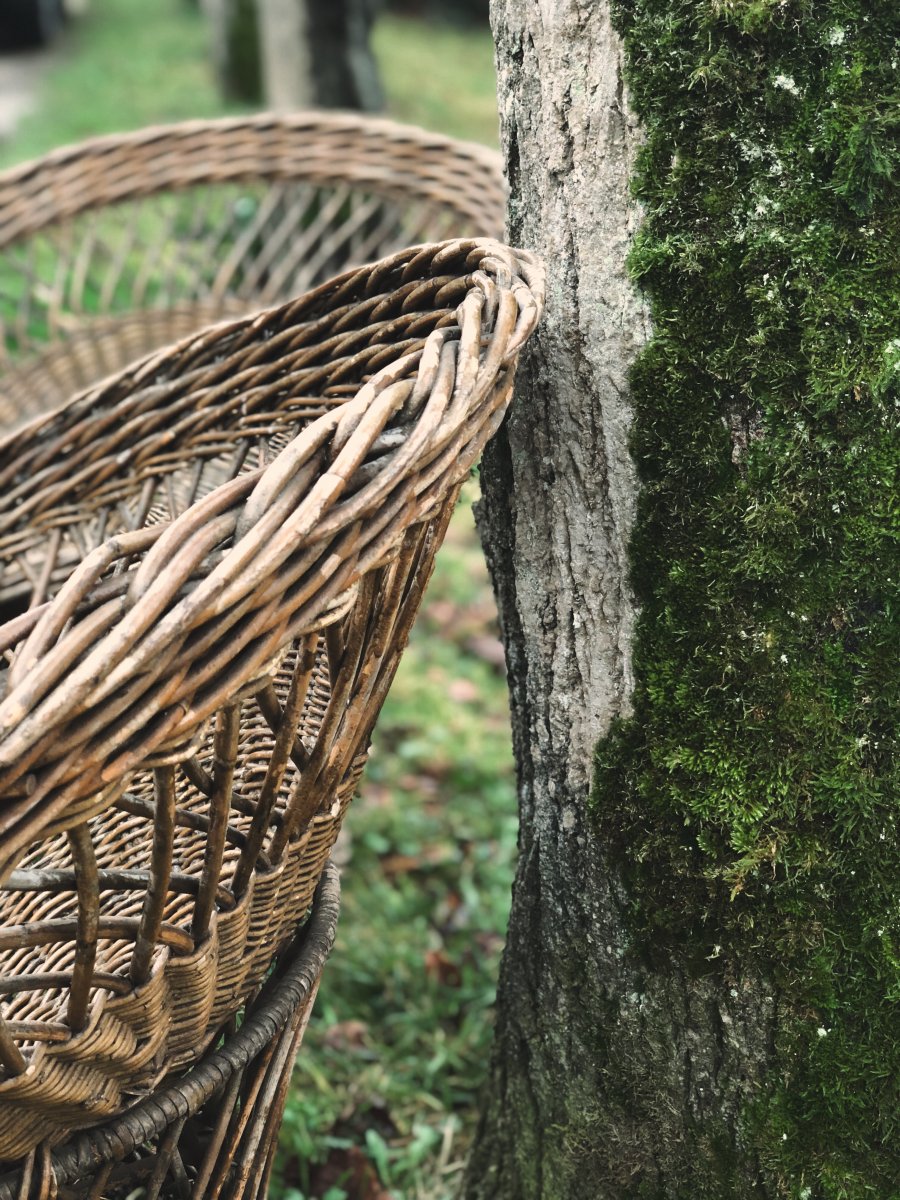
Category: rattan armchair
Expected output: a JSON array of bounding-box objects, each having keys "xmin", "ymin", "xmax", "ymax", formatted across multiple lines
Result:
[
  {"xmin": 0, "ymin": 112, "xmax": 504, "ymax": 428},
  {"xmin": 0, "ymin": 238, "xmax": 544, "ymax": 1164}
]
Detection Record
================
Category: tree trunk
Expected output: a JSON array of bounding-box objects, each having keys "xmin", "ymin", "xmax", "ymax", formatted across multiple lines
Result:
[
  {"xmin": 204, "ymin": 0, "xmax": 263, "ymax": 103},
  {"xmin": 305, "ymin": 0, "xmax": 383, "ymax": 111},
  {"xmin": 470, "ymin": 1, "xmax": 899, "ymax": 1196},
  {"xmin": 257, "ymin": 0, "xmax": 383, "ymax": 112},
  {"xmin": 256, "ymin": 0, "xmax": 315, "ymax": 110}
]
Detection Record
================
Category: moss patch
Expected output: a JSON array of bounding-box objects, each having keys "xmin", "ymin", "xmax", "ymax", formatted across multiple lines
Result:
[{"xmin": 597, "ymin": 2, "xmax": 900, "ymax": 1194}]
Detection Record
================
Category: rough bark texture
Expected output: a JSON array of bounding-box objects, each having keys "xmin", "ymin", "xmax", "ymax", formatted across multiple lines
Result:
[
  {"xmin": 257, "ymin": 0, "xmax": 314, "ymax": 110},
  {"xmin": 467, "ymin": 3, "xmax": 780, "ymax": 1196},
  {"xmin": 472, "ymin": 0, "xmax": 899, "ymax": 1194}
]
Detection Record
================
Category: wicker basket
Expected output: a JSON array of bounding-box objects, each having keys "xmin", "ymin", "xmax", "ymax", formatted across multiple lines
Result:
[
  {"xmin": 0, "ymin": 238, "xmax": 544, "ymax": 1160},
  {"xmin": 0, "ymin": 864, "xmax": 341, "ymax": 1200},
  {"xmin": 0, "ymin": 111, "xmax": 504, "ymax": 428}
]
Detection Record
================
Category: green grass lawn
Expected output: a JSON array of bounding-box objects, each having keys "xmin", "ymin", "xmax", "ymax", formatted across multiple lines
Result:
[
  {"xmin": 278, "ymin": 487, "xmax": 516, "ymax": 1200},
  {"xmin": 374, "ymin": 16, "xmax": 498, "ymax": 147},
  {"xmin": 0, "ymin": 0, "xmax": 236, "ymax": 166},
  {"xmin": 0, "ymin": 7, "xmax": 509, "ymax": 1199}
]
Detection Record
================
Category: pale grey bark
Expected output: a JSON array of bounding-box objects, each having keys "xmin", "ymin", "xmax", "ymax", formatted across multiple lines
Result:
[
  {"xmin": 203, "ymin": 0, "xmax": 229, "ymax": 87},
  {"xmin": 203, "ymin": 0, "xmax": 262, "ymax": 102},
  {"xmin": 467, "ymin": 3, "xmax": 778, "ymax": 1197},
  {"xmin": 491, "ymin": 0, "xmax": 647, "ymax": 763},
  {"xmin": 257, "ymin": 0, "xmax": 314, "ymax": 110}
]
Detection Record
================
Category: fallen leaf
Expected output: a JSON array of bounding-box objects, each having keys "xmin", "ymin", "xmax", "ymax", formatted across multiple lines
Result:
[
  {"xmin": 308, "ymin": 1145, "xmax": 391, "ymax": 1200},
  {"xmin": 448, "ymin": 678, "xmax": 479, "ymax": 704},
  {"xmin": 380, "ymin": 844, "xmax": 454, "ymax": 878},
  {"xmin": 397, "ymin": 771, "xmax": 442, "ymax": 797},
  {"xmin": 465, "ymin": 634, "xmax": 507, "ymax": 671},
  {"xmin": 323, "ymin": 1020, "xmax": 370, "ymax": 1051},
  {"xmin": 424, "ymin": 949, "xmax": 463, "ymax": 988}
]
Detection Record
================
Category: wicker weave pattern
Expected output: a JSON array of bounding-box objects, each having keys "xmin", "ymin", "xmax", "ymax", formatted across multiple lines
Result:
[
  {"xmin": 0, "ymin": 113, "xmax": 504, "ymax": 426},
  {"xmin": 0, "ymin": 865, "xmax": 342, "ymax": 1200},
  {"xmin": 0, "ymin": 238, "xmax": 543, "ymax": 1159}
]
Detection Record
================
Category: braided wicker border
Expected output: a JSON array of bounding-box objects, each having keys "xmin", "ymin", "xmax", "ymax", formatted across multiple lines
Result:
[
  {"xmin": 0, "ymin": 112, "xmax": 505, "ymax": 425},
  {"xmin": 0, "ymin": 112, "xmax": 504, "ymax": 246}
]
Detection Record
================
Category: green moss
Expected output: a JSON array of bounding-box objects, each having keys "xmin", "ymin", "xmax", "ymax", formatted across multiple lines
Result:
[{"xmin": 596, "ymin": 1, "xmax": 900, "ymax": 1194}]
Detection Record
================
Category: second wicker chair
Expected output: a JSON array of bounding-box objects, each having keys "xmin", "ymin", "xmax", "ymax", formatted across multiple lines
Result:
[{"xmin": 0, "ymin": 111, "xmax": 505, "ymax": 427}]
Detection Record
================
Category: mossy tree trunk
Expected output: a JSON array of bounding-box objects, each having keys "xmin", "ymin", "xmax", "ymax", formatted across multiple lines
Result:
[{"xmin": 469, "ymin": 2, "xmax": 898, "ymax": 1198}]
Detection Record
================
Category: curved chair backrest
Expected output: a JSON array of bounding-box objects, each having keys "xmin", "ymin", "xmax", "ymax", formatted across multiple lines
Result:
[
  {"xmin": 0, "ymin": 238, "xmax": 543, "ymax": 1160},
  {"xmin": 0, "ymin": 112, "xmax": 504, "ymax": 425}
]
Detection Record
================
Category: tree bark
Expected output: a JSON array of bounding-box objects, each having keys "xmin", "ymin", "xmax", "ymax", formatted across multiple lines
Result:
[
  {"xmin": 305, "ymin": 0, "xmax": 384, "ymax": 111},
  {"xmin": 467, "ymin": 3, "xmax": 779, "ymax": 1196},
  {"xmin": 206, "ymin": 0, "xmax": 382, "ymax": 111},
  {"xmin": 471, "ymin": 0, "xmax": 899, "ymax": 1195},
  {"xmin": 256, "ymin": 0, "xmax": 315, "ymax": 110},
  {"xmin": 204, "ymin": 0, "xmax": 263, "ymax": 103}
]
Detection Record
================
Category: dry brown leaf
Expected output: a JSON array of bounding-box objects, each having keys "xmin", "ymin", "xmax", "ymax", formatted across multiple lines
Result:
[
  {"xmin": 424, "ymin": 949, "xmax": 463, "ymax": 988},
  {"xmin": 322, "ymin": 1019, "xmax": 370, "ymax": 1051}
]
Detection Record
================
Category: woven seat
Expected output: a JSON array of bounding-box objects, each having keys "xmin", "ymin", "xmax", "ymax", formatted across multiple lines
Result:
[
  {"xmin": 0, "ymin": 111, "xmax": 504, "ymax": 428},
  {"xmin": 0, "ymin": 864, "xmax": 341, "ymax": 1200},
  {"xmin": 0, "ymin": 237, "xmax": 544, "ymax": 1160}
]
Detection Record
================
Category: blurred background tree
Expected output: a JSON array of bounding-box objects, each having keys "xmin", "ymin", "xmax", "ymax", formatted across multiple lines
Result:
[
  {"xmin": 386, "ymin": 0, "xmax": 488, "ymax": 23},
  {"xmin": 205, "ymin": 0, "xmax": 261, "ymax": 101},
  {"xmin": 204, "ymin": 0, "xmax": 383, "ymax": 110}
]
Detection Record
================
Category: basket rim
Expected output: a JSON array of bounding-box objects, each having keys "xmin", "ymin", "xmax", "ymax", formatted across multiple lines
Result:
[
  {"xmin": 0, "ymin": 236, "xmax": 543, "ymax": 878},
  {"xmin": 0, "ymin": 110, "xmax": 505, "ymax": 248},
  {"xmin": 0, "ymin": 111, "xmax": 502, "ymax": 182}
]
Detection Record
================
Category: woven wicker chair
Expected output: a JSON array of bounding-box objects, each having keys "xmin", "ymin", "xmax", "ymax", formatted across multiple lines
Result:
[
  {"xmin": 0, "ymin": 238, "xmax": 544, "ymax": 1162},
  {"xmin": 0, "ymin": 112, "xmax": 504, "ymax": 428}
]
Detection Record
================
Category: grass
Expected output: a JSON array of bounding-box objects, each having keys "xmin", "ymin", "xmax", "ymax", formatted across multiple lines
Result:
[
  {"xmin": 0, "ymin": 7, "xmax": 508, "ymax": 1199},
  {"xmin": 373, "ymin": 16, "xmax": 498, "ymax": 147},
  {"xmin": 0, "ymin": 0, "xmax": 236, "ymax": 167}
]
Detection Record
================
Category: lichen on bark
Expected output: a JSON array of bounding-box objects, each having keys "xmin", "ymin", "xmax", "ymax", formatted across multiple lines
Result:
[{"xmin": 596, "ymin": 1, "xmax": 900, "ymax": 1193}]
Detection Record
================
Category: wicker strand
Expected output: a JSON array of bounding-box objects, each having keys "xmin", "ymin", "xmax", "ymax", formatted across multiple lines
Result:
[
  {"xmin": 129, "ymin": 766, "xmax": 176, "ymax": 984},
  {"xmin": 0, "ymin": 113, "xmax": 504, "ymax": 427},
  {"xmin": 62, "ymin": 825, "xmax": 98, "ymax": 1033},
  {"xmin": 192, "ymin": 704, "xmax": 240, "ymax": 942}
]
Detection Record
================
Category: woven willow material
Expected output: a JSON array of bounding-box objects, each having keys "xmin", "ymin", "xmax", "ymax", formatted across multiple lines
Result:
[
  {"xmin": 0, "ymin": 865, "xmax": 341, "ymax": 1200},
  {"xmin": 0, "ymin": 238, "xmax": 544, "ymax": 1159},
  {"xmin": 0, "ymin": 112, "xmax": 504, "ymax": 427}
]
